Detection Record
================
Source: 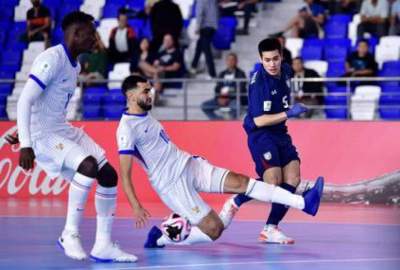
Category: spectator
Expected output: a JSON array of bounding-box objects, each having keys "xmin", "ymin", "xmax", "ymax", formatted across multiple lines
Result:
[
  {"xmin": 150, "ymin": 0, "xmax": 183, "ymax": 53},
  {"xmin": 237, "ymin": 0, "xmax": 259, "ymax": 35},
  {"xmin": 276, "ymin": 35, "xmax": 293, "ymax": 65},
  {"xmin": 292, "ymin": 57, "xmax": 323, "ymax": 118},
  {"xmin": 25, "ymin": 0, "xmax": 51, "ymax": 47},
  {"xmin": 320, "ymin": 0, "xmax": 359, "ymax": 15},
  {"xmin": 79, "ymin": 32, "xmax": 108, "ymax": 86},
  {"xmin": 279, "ymin": 0, "xmax": 325, "ymax": 38},
  {"xmin": 345, "ymin": 39, "xmax": 378, "ymax": 77},
  {"xmin": 201, "ymin": 52, "xmax": 247, "ymax": 120},
  {"xmin": 108, "ymin": 9, "xmax": 139, "ymax": 64},
  {"xmin": 357, "ymin": 0, "xmax": 389, "ymax": 38},
  {"xmin": 390, "ymin": 0, "xmax": 400, "ymax": 35},
  {"xmin": 131, "ymin": 38, "xmax": 156, "ymax": 75},
  {"xmin": 190, "ymin": 0, "xmax": 219, "ymax": 78}
]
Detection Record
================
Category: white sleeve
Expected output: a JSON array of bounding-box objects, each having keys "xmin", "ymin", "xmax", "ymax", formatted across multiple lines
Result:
[
  {"xmin": 117, "ymin": 127, "xmax": 136, "ymax": 155},
  {"xmin": 380, "ymin": 1, "xmax": 388, "ymax": 18},
  {"xmin": 17, "ymin": 79, "xmax": 43, "ymax": 148},
  {"xmin": 360, "ymin": 2, "xmax": 367, "ymax": 16},
  {"xmin": 29, "ymin": 51, "xmax": 59, "ymax": 88}
]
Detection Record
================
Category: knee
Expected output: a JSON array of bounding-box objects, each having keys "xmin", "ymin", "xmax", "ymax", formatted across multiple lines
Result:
[
  {"xmin": 285, "ymin": 174, "xmax": 300, "ymax": 187},
  {"xmin": 263, "ymin": 174, "xmax": 282, "ymax": 185},
  {"xmin": 228, "ymin": 172, "xmax": 249, "ymax": 193},
  {"xmin": 97, "ymin": 163, "xmax": 118, "ymax": 188},
  {"xmin": 205, "ymin": 218, "xmax": 224, "ymax": 240},
  {"xmin": 77, "ymin": 156, "xmax": 98, "ymax": 178}
]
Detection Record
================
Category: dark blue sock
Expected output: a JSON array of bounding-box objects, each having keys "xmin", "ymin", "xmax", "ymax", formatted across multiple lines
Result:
[
  {"xmin": 233, "ymin": 178, "xmax": 263, "ymax": 207},
  {"xmin": 266, "ymin": 183, "xmax": 297, "ymax": 226}
]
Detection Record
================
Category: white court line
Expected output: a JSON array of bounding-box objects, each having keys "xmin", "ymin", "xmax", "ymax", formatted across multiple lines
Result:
[{"xmin": 76, "ymin": 257, "xmax": 400, "ymax": 270}]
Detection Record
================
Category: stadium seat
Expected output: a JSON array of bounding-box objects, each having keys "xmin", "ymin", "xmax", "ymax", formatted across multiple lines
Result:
[
  {"xmin": 102, "ymin": 3, "xmax": 121, "ymax": 19},
  {"xmin": 379, "ymin": 93, "xmax": 400, "ymax": 120},
  {"xmin": 324, "ymin": 15, "xmax": 351, "ymax": 39},
  {"xmin": 128, "ymin": 19, "xmax": 144, "ymax": 39},
  {"xmin": 83, "ymin": 105, "xmax": 102, "ymax": 119},
  {"xmin": 212, "ymin": 17, "xmax": 237, "ymax": 50},
  {"xmin": 103, "ymin": 90, "xmax": 125, "ymax": 106},
  {"xmin": 324, "ymin": 38, "xmax": 351, "ymax": 62},
  {"xmin": 301, "ymin": 39, "xmax": 324, "ymax": 60},
  {"xmin": 375, "ymin": 40, "xmax": 400, "ymax": 68},
  {"xmin": 324, "ymin": 95, "xmax": 348, "ymax": 119},
  {"xmin": 126, "ymin": 0, "xmax": 146, "ymax": 11},
  {"xmin": 285, "ymin": 38, "xmax": 303, "ymax": 58},
  {"xmin": 103, "ymin": 105, "xmax": 125, "ymax": 120},
  {"xmin": 304, "ymin": 60, "xmax": 328, "ymax": 77},
  {"xmin": 351, "ymin": 85, "xmax": 381, "ymax": 120},
  {"xmin": 97, "ymin": 18, "xmax": 118, "ymax": 48},
  {"xmin": 348, "ymin": 13, "xmax": 361, "ymax": 46}
]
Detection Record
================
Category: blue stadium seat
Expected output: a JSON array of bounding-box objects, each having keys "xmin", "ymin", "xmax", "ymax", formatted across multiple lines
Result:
[
  {"xmin": 42, "ymin": 0, "xmax": 63, "ymax": 7},
  {"xmin": 379, "ymin": 93, "xmax": 400, "ymax": 120},
  {"xmin": 213, "ymin": 17, "xmax": 237, "ymax": 50},
  {"xmin": 0, "ymin": 0, "xmax": 19, "ymax": 7},
  {"xmin": 324, "ymin": 95, "xmax": 348, "ymax": 119},
  {"xmin": 83, "ymin": 105, "xmax": 102, "ymax": 119},
  {"xmin": 103, "ymin": 105, "xmax": 125, "ymax": 120},
  {"xmin": 379, "ymin": 69, "xmax": 400, "ymax": 88},
  {"xmin": 106, "ymin": 0, "xmax": 125, "ymax": 5},
  {"xmin": 301, "ymin": 38, "xmax": 323, "ymax": 60},
  {"xmin": 324, "ymin": 38, "xmax": 350, "ymax": 62},
  {"xmin": 324, "ymin": 18, "xmax": 349, "ymax": 39},
  {"xmin": 0, "ymin": 8, "xmax": 14, "ymax": 22},
  {"xmin": 382, "ymin": 61, "xmax": 400, "ymax": 72},
  {"xmin": 102, "ymin": 4, "xmax": 122, "ymax": 18},
  {"xmin": 0, "ymin": 84, "xmax": 13, "ymax": 95},
  {"xmin": 0, "ymin": 50, "xmax": 22, "ymax": 67},
  {"xmin": 126, "ymin": 0, "xmax": 145, "ymax": 10},
  {"xmin": 128, "ymin": 19, "xmax": 144, "ymax": 39},
  {"xmin": 0, "ymin": 105, "xmax": 7, "ymax": 119},
  {"xmin": 103, "ymin": 91, "xmax": 125, "ymax": 105},
  {"xmin": 381, "ymin": 85, "xmax": 400, "ymax": 93}
]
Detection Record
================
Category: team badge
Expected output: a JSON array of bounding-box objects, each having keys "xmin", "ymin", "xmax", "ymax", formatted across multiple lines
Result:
[
  {"xmin": 263, "ymin": 152, "xmax": 272, "ymax": 160},
  {"xmin": 118, "ymin": 135, "xmax": 129, "ymax": 148},
  {"xmin": 263, "ymin": 101, "xmax": 271, "ymax": 112}
]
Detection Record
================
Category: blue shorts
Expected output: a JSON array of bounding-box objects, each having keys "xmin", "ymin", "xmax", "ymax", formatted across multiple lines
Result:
[{"xmin": 247, "ymin": 131, "xmax": 300, "ymax": 178}]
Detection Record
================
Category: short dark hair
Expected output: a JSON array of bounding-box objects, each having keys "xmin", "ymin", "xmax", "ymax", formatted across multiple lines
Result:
[
  {"xmin": 258, "ymin": 38, "xmax": 282, "ymax": 57},
  {"xmin": 121, "ymin": 75, "xmax": 148, "ymax": 96},
  {"xmin": 357, "ymin": 39, "xmax": 369, "ymax": 47},
  {"xmin": 61, "ymin": 11, "xmax": 94, "ymax": 31},
  {"xmin": 118, "ymin": 7, "xmax": 128, "ymax": 17},
  {"xmin": 293, "ymin": 56, "xmax": 303, "ymax": 63}
]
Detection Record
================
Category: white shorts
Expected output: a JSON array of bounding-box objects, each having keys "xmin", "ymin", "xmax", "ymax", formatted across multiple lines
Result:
[
  {"xmin": 32, "ymin": 126, "xmax": 106, "ymax": 180},
  {"xmin": 159, "ymin": 156, "xmax": 229, "ymax": 225}
]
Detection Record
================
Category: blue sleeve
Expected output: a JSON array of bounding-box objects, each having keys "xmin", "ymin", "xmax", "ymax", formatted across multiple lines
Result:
[{"xmin": 248, "ymin": 73, "xmax": 269, "ymax": 118}]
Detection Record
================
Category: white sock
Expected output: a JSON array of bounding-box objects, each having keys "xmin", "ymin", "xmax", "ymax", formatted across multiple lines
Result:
[
  {"xmin": 157, "ymin": 226, "xmax": 212, "ymax": 246},
  {"xmin": 94, "ymin": 185, "xmax": 117, "ymax": 246},
  {"xmin": 245, "ymin": 178, "xmax": 305, "ymax": 210},
  {"xmin": 64, "ymin": 173, "xmax": 95, "ymax": 232}
]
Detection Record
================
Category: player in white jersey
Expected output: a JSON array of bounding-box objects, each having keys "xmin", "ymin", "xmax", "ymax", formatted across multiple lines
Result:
[
  {"xmin": 14, "ymin": 11, "xmax": 136, "ymax": 262},
  {"xmin": 117, "ymin": 75, "xmax": 325, "ymax": 248}
]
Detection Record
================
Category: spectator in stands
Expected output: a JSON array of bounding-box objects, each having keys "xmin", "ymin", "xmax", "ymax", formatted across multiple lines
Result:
[
  {"xmin": 321, "ymin": 0, "xmax": 359, "ymax": 15},
  {"xmin": 190, "ymin": 0, "xmax": 219, "ymax": 78},
  {"xmin": 279, "ymin": 0, "xmax": 325, "ymax": 38},
  {"xmin": 201, "ymin": 52, "xmax": 247, "ymax": 120},
  {"xmin": 345, "ymin": 39, "xmax": 378, "ymax": 78},
  {"xmin": 276, "ymin": 35, "xmax": 293, "ymax": 65},
  {"xmin": 25, "ymin": 0, "xmax": 51, "ymax": 47},
  {"xmin": 79, "ymin": 32, "xmax": 108, "ymax": 86},
  {"xmin": 150, "ymin": 0, "xmax": 183, "ymax": 53},
  {"xmin": 108, "ymin": 9, "xmax": 138, "ymax": 64},
  {"xmin": 390, "ymin": 0, "xmax": 400, "ymax": 35},
  {"xmin": 292, "ymin": 57, "xmax": 323, "ymax": 118},
  {"xmin": 357, "ymin": 0, "xmax": 389, "ymax": 38},
  {"xmin": 131, "ymin": 38, "xmax": 156, "ymax": 75},
  {"xmin": 237, "ymin": 0, "xmax": 259, "ymax": 35}
]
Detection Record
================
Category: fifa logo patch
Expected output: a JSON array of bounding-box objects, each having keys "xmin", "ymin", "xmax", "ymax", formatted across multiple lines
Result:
[
  {"xmin": 263, "ymin": 152, "xmax": 272, "ymax": 161},
  {"xmin": 263, "ymin": 101, "xmax": 271, "ymax": 112},
  {"xmin": 55, "ymin": 143, "xmax": 64, "ymax": 150}
]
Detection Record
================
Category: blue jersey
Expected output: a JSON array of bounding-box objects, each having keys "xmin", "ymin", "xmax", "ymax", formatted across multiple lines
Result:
[{"xmin": 243, "ymin": 63, "xmax": 293, "ymax": 135}]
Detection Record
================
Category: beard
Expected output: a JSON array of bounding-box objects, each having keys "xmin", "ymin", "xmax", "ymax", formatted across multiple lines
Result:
[{"xmin": 138, "ymin": 100, "xmax": 152, "ymax": 111}]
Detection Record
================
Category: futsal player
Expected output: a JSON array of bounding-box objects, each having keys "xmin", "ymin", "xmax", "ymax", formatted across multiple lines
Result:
[
  {"xmin": 116, "ymin": 75, "xmax": 324, "ymax": 248},
  {"xmin": 220, "ymin": 38, "xmax": 312, "ymax": 244},
  {"xmin": 15, "ymin": 11, "xmax": 136, "ymax": 262}
]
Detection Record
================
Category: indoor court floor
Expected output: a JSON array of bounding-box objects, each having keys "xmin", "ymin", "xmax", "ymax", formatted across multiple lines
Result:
[{"xmin": 1, "ymin": 200, "xmax": 399, "ymax": 270}]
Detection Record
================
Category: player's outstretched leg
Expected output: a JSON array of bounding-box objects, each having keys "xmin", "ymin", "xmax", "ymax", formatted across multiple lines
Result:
[
  {"xmin": 90, "ymin": 163, "xmax": 137, "ymax": 263},
  {"xmin": 145, "ymin": 210, "xmax": 223, "ymax": 248},
  {"xmin": 221, "ymin": 172, "xmax": 324, "ymax": 219}
]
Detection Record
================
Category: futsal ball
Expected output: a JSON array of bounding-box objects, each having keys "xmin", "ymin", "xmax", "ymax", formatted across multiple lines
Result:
[{"xmin": 161, "ymin": 213, "xmax": 192, "ymax": 242}]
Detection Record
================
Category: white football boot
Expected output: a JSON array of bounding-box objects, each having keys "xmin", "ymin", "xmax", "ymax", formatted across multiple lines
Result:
[
  {"xmin": 58, "ymin": 230, "xmax": 88, "ymax": 260},
  {"xmin": 219, "ymin": 196, "xmax": 239, "ymax": 229},
  {"xmin": 90, "ymin": 242, "xmax": 138, "ymax": 263},
  {"xmin": 258, "ymin": 225, "xmax": 295, "ymax": 244}
]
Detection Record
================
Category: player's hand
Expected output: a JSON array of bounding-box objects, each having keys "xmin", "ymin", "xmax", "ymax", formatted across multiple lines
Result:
[
  {"xmin": 133, "ymin": 206, "xmax": 151, "ymax": 228},
  {"xmin": 286, "ymin": 103, "xmax": 308, "ymax": 118},
  {"xmin": 5, "ymin": 133, "xmax": 19, "ymax": 145},
  {"xmin": 19, "ymin": 147, "xmax": 35, "ymax": 170}
]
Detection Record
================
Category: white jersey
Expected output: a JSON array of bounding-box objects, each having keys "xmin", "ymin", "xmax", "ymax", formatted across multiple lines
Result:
[
  {"xmin": 28, "ymin": 44, "xmax": 81, "ymax": 139},
  {"xmin": 116, "ymin": 112, "xmax": 192, "ymax": 193}
]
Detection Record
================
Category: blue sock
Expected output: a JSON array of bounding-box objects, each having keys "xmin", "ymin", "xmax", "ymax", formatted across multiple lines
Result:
[
  {"xmin": 266, "ymin": 183, "xmax": 297, "ymax": 226},
  {"xmin": 233, "ymin": 178, "xmax": 262, "ymax": 207}
]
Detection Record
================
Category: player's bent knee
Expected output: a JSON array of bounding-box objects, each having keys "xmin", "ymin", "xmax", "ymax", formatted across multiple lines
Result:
[
  {"xmin": 225, "ymin": 172, "xmax": 249, "ymax": 193},
  {"xmin": 77, "ymin": 156, "xmax": 98, "ymax": 178},
  {"xmin": 285, "ymin": 175, "xmax": 300, "ymax": 187},
  {"xmin": 97, "ymin": 163, "xmax": 118, "ymax": 187}
]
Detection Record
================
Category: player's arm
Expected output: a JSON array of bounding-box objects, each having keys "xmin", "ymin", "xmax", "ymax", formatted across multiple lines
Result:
[
  {"xmin": 253, "ymin": 112, "xmax": 289, "ymax": 127},
  {"xmin": 17, "ymin": 78, "xmax": 44, "ymax": 169},
  {"xmin": 119, "ymin": 154, "xmax": 151, "ymax": 228}
]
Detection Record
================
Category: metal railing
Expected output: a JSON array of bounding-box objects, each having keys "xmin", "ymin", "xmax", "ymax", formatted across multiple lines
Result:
[{"xmin": 1, "ymin": 76, "xmax": 400, "ymax": 120}]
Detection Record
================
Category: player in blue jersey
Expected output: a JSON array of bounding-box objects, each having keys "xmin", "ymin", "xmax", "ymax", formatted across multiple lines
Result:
[{"xmin": 220, "ymin": 38, "xmax": 322, "ymax": 244}]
